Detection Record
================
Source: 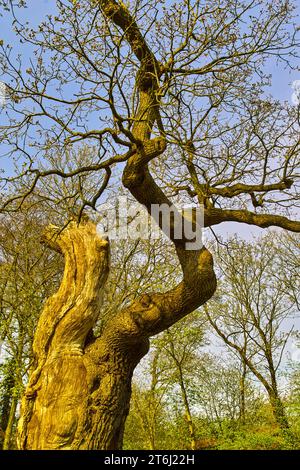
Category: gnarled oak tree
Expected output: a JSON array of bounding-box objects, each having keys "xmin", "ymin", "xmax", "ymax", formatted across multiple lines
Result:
[{"xmin": 0, "ymin": 0, "xmax": 299, "ymax": 449}]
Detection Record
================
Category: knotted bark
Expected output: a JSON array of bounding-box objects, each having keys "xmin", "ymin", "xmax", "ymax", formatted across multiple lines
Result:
[
  {"xmin": 17, "ymin": 220, "xmax": 160, "ymax": 450},
  {"xmin": 17, "ymin": 221, "xmax": 112, "ymax": 449},
  {"xmin": 17, "ymin": 211, "xmax": 215, "ymax": 450}
]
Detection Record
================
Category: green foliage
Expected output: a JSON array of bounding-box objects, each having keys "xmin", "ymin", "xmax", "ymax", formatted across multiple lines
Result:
[
  {"xmin": 216, "ymin": 427, "xmax": 299, "ymax": 450},
  {"xmin": 124, "ymin": 406, "xmax": 300, "ymax": 450},
  {"xmin": 0, "ymin": 358, "xmax": 15, "ymax": 430}
]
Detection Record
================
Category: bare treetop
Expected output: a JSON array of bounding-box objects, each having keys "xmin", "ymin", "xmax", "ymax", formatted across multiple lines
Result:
[{"xmin": 0, "ymin": 0, "xmax": 299, "ymax": 232}]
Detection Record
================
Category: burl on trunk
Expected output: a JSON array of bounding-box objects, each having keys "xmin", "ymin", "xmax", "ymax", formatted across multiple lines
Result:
[
  {"xmin": 17, "ymin": 221, "xmax": 146, "ymax": 449},
  {"xmin": 17, "ymin": 218, "xmax": 215, "ymax": 450}
]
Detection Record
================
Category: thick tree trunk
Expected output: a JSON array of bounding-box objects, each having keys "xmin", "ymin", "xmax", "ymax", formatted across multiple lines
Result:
[
  {"xmin": 16, "ymin": 0, "xmax": 217, "ymax": 451},
  {"xmin": 17, "ymin": 220, "xmax": 148, "ymax": 450},
  {"xmin": 20, "ymin": 336, "xmax": 147, "ymax": 449},
  {"xmin": 17, "ymin": 218, "xmax": 215, "ymax": 450}
]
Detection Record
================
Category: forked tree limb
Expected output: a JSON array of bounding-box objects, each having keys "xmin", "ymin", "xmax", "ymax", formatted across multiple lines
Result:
[{"xmin": 97, "ymin": 1, "xmax": 217, "ymax": 339}]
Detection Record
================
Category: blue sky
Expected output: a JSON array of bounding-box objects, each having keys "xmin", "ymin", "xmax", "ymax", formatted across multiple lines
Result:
[
  {"xmin": 0, "ymin": 1, "xmax": 299, "ymax": 241},
  {"xmin": 1, "ymin": 1, "xmax": 298, "ymax": 98}
]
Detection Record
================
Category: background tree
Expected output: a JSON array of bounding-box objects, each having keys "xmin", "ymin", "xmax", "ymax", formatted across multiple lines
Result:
[
  {"xmin": 0, "ymin": 201, "xmax": 62, "ymax": 449},
  {"xmin": 274, "ymin": 232, "xmax": 300, "ymax": 310},
  {"xmin": 204, "ymin": 235, "xmax": 299, "ymax": 430},
  {"xmin": 190, "ymin": 354, "xmax": 262, "ymax": 431},
  {"xmin": 124, "ymin": 347, "xmax": 169, "ymax": 451},
  {"xmin": 152, "ymin": 315, "xmax": 207, "ymax": 450},
  {"xmin": 288, "ymin": 339, "xmax": 300, "ymax": 435},
  {"xmin": 124, "ymin": 313, "xmax": 208, "ymax": 450}
]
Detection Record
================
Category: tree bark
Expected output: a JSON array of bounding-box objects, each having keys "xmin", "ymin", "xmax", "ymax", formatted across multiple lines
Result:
[
  {"xmin": 268, "ymin": 389, "xmax": 289, "ymax": 431},
  {"xmin": 177, "ymin": 369, "xmax": 196, "ymax": 451},
  {"xmin": 239, "ymin": 360, "xmax": 247, "ymax": 425},
  {"xmin": 17, "ymin": 0, "xmax": 217, "ymax": 449},
  {"xmin": 17, "ymin": 221, "xmax": 149, "ymax": 449},
  {"xmin": 3, "ymin": 392, "xmax": 18, "ymax": 450},
  {"xmin": 18, "ymin": 220, "xmax": 110, "ymax": 449},
  {"xmin": 17, "ymin": 217, "xmax": 215, "ymax": 449}
]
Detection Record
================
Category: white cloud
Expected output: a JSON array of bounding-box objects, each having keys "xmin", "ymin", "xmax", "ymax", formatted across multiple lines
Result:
[{"xmin": 291, "ymin": 79, "xmax": 300, "ymax": 105}]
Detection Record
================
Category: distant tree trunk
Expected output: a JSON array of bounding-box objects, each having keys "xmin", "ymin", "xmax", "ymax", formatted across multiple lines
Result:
[
  {"xmin": 3, "ymin": 392, "xmax": 18, "ymax": 450},
  {"xmin": 268, "ymin": 389, "xmax": 289, "ymax": 431},
  {"xmin": 146, "ymin": 351, "xmax": 159, "ymax": 450},
  {"xmin": 166, "ymin": 336, "xmax": 196, "ymax": 450},
  {"xmin": 132, "ymin": 388, "xmax": 156, "ymax": 450},
  {"xmin": 2, "ymin": 334, "xmax": 24, "ymax": 450},
  {"xmin": 177, "ymin": 366, "xmax": 196, "ymax": 450},
  {"xmin": 270, "ymin": 396, "xmax": 289, "ymax": 430},
  {"xmin": 149, "ymin": 433, "xmax": 155, "ymax": 451},
  {"xmin": 0, "ymin": 365, "xmax": 14, "ymax": 448},
  {"xmin": 239, "ymin": 360, "xmax": 247, "ymax": 425},
  {"xmin": 267, "ymin": 354, "xmax": 289, "ymax": 430}
]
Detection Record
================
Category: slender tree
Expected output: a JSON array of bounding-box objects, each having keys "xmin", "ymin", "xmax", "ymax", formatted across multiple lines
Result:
[
  {"xmin": 204, "ymin": 236, "xmax": 299, "ymax": 430},
  {"xmin": 154, "ymin": 317, "xmax": 207, "ymax": 450}
]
